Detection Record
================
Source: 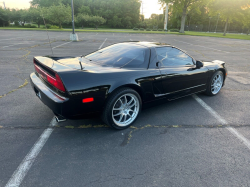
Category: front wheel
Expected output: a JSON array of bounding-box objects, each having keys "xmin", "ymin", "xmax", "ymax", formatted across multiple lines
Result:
[
  {"xmin": 205, "ymin": 71, "xmax": 224, "ymax": 96},
  {"xmin": 102, "ymin": 88, "xmax": 141, "ymax": 130}
]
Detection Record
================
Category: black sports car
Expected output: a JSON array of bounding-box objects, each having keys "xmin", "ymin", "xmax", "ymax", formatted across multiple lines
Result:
[{"xmin": 30, "ymin": 42, "xmax": 227, "ymax": 129}]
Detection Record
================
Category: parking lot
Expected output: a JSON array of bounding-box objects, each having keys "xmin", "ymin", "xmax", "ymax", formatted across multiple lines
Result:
[{"xmin": 0, "ymin": 30, "xmax": 250, "ymax": 187}]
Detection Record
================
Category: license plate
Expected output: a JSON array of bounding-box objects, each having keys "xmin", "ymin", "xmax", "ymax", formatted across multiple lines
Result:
[{"xmin": 36, "ymin": 91, "xmax": 42, "ymax": 99}]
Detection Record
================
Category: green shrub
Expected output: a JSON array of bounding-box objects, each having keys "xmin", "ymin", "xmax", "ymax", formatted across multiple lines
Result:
[
  {"xmin": 133, "ymin": 27, "xmax": 138, "ymax": 30},
  {"xmin": 152, "ymin": 29, "xmax": 157, "ymax": 31},
  {"xmin": 170, "ymin": 29, "xmax": 179, "ymax": 32},
  {"xmin": 50, "ymin": 25, "xmax": 60, "ymax": 29},
  {"xmin": 30, "ymin": 25, "xmax": 37, "ymax": 28},
  {"xmin": 45, "ymin": 24, "xmax": 52, "ymax": 29},
  {"xmin": 146, "ymin": 28, "xmax": 151, "ymax": 31},
  {"xmin": 140, "ymin": 28, "xmax": 144, "ymax": 30},
  {"xmin": 24, "ymin": 24, "xmax": 32, "ymax": 28},
  {"xmin": 157, "ymin": 29, "xmax": 162, "ymax": 31}
]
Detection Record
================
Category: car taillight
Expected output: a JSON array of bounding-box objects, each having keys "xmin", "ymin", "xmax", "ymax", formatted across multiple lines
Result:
[{"xmin": 34, "ymin": 60, "xmax": 66, "ymax": 92}]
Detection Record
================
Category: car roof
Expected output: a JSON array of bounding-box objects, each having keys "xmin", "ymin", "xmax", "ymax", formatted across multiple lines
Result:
[{"xmin": 123, "ymin": 41, "xmax": 172, "ymax": 48}]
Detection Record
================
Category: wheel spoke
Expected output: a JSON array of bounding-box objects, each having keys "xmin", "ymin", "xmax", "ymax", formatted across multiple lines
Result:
[
  {"xmin": 113, "ymin": 111, "xmax": 122, "ymax": 116},
  {"xmin": 128, "ymin": 103, "xmax": 136, "ymax": 108},
  {"xmin": 124, "ymin": 96, "xmax": 127, "ymax": 105},
  {"xmin": 118, "ymin": 114, "xmax": 123, "ymax": 122},
  {"xmin": 127, "ymin": 98, "xmax": 134, "ymax": 105}
]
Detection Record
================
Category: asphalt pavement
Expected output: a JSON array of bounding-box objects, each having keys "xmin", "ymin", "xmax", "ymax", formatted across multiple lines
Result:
[{"xmin": 0, "ymin": 30, "xmax": 250, "ymax": 187}]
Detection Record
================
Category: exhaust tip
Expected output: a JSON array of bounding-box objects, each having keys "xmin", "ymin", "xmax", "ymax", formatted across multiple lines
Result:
[{"xmin": 55, "ymin": 115, "xmax": 66, "ymax": 123}]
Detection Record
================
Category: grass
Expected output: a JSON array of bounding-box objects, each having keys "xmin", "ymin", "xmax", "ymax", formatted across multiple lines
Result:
[{"xmin": 1, "ymin": 27, "xmax": 250, "ymax": 40}]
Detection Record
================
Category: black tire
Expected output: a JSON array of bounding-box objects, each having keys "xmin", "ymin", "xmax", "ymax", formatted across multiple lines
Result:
[
  {"xmin": 102, "ymin": 87, "xmax": 142, "ymax": 130},
  {"xmin": 205, "ymin": 70, "xmax": 224, "ymax": 96}
]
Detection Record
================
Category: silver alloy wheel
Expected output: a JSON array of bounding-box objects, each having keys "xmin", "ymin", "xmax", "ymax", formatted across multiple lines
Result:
[
  {"xmin": 112, "ymin": 93, "xmax": 139, "ymax": 127},
  {"xmin": 211, "ymin": 73, "xmax": 223, "ymax": 94}
]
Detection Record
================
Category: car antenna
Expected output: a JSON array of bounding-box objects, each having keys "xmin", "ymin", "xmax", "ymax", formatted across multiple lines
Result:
[{"xmin": 42, "ymin": 16, "xmax": 54, "ymax": 56}]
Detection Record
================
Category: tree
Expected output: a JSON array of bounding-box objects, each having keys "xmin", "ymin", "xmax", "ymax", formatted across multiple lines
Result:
[
  {"xmin": 240, "ymin": 4, "xmax": 250, "ymax": 35},
  {"xmin": 110, "ymin": 15, "xmax": 122, "ymax": 28},
  {"xmin": 159, "ymin": 0, "xmax": 212, "ymax": 33},
  {"xmin": 90, "ymin": 15, "xmax": 106, "ymax": 29},
  {"xmin": 19, "ymin": 9, "xmax": 31, "ymax": 26},
  {"xmin": 209, "ymin": 0, "xmax": 250, "ymax": 36},
  {"xmin": 78, "ymin": 5, "xmax": 92, "ymax": 15},
  {"xmin": 76, "ymin": 14, "xmax": 91, "ymax": 28},
  {"xmin": 29, "ymin": 7, "xmax": 43, "ymax": 28},
  {"xmin": 42, "ymin": 4, "xmax": 71, "ymax": 28},
  {"xmin": 30, "ymin": 0, "xmax": 63, "ymax": 7},
  {"xmin": 0, "ymin": 8, "xmax": 10, "ymax": 27}
]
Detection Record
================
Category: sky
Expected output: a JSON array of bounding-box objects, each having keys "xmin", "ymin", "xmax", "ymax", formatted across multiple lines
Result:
[{"xmin": 3, "ymin": 0, "xmax": 163, "ymax": 18}]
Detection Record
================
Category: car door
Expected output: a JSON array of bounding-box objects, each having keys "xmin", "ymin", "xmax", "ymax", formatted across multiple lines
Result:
[{"xmin": 155, "ymin": 47, "xmax": 208, "ymax": 99}]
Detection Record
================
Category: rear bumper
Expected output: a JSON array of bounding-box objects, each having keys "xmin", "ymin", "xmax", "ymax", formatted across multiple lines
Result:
[
  {"xmin": 30, "ymin": 72, "xmax": 74, "ymax": 117},
  {"xmin": 31, "ymin": 72, "xmax": 103, "ymax": 120}
]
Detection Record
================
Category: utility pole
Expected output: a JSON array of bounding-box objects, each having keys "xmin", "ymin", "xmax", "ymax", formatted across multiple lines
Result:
[
  {"xmin": 214, "ymin": 13, "xmax": 220, "ymax": 33},
  {"xmin": 164, "ymin": 3, "xmax": 169, "ymax": 31},
  {"xmin": 70, "ymin": 0, "xmax": 78, "ymax": 41},
  {"xmin": 208, "ymin": 17, "xmax": 211, "ymax": 32}
]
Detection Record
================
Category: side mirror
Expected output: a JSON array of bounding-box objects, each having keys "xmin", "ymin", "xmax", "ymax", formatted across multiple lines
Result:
[{"xmin": 196, "ymin": 60, "xmax": 204, "ymax": 68}]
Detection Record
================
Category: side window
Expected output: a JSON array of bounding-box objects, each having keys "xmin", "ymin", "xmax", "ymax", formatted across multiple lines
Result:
[{"xmin": 155, "ymin": 47, "xmax": 194, "ymax": 66}]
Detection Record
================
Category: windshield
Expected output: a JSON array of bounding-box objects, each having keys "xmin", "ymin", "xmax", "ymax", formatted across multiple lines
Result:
[{"xmin": 85, "ymin": 43, "xmax": 147, "ymax": 68}]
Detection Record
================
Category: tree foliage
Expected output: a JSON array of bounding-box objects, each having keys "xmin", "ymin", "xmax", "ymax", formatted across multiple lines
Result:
[
  {"xmin": 42, "ymin": 4, "xmax": 71, "ymax": 28},
  {"xmin": 76, "ymin": 14, "xmax": 91, "ymax": 28},
  {"xmin": 159, "ymin": 0, "xmax": 213, "ymax": 33},
  {"xmin": 90, "ymin": 15, "xmax": 106, "ymax": 29},
  {"xmin": 30, "ymin": 0, "xmax": 141, "ymax": 29},
  {"xmin": 29, "ymin": 7, "xmax": 43, "ymax": 28}
]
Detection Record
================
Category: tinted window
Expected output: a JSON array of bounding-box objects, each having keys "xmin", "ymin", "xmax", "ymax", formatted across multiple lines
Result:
[
  {"xmin": 155, "ymin": 47, "xmax": 193, "ymax": 66},
  {"xmin": 85, "ymin": 43, "xmax": 147, "ymax": 68}
]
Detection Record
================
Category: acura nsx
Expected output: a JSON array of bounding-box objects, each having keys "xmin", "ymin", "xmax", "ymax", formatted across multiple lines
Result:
[{"xmin": 30, "ymin": 42, "xmax": 227, "ymax": 129}]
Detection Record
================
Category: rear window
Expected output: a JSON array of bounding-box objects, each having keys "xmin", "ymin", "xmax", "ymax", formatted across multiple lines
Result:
[{"xmin": 85, "ymin": 43, "xmax": 148, "ymax": 68}]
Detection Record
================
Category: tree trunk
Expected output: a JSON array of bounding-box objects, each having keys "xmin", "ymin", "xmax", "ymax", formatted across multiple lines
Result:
[
  {"xmin": 59, "ymin": 23, "xmax": 62, "ymax": 29},
  {"xmin": 82, "ymin": 24, "xmax": 84, "ymax": 29},
  {"xmin": 247, "ymin": 29, "xmax": 249, "ymax": 35},
  {"xmin": 179, "ymin": 6, "xmax": 187, "ymax": 33},
  {"xmin": 223, "ymin": 17, "xmax": 229, "ymax": 36},
  {"xmin": 38, "ymin": 23, "xmax": 40, "ymax": 28}
]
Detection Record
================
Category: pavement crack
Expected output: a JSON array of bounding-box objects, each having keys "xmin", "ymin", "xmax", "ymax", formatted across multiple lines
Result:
[{"xmin": 0, "ymin": 79, "xmax": 28, "ymax": 99}]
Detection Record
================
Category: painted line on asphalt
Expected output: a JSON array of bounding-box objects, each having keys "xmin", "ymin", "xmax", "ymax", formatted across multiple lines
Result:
[
  {"xmin": 52, "ymin": 41, "xmax": 72, "ymax": 49},
  {"xmin": 174, "ymin": 39, "xmax": 230, "ymax": 53},
  {"xmin": 193, "ymin": 94, "xmax": 250, "ymax": 150},
  {"xmin": 98, "ymin": 38, "xmax": 107, "ymax": 49},
  {"xmin": 5, "ymin": 118, "xmax": 57, "ymax": 187}
]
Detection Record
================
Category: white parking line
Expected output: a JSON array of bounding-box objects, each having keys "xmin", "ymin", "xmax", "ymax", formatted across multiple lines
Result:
[
  {"xmin": 98, "ymin": 38, "xmax": 107, "ymax": 49},
  {"xmin": 5, "ymin": 118, "xmax": 57, "ymax": 187},
  {"xmin": 52, "ymin": 41, "xmax": 72, "ymax": 49},
  {"xmin": 193, "ymin": 94, "xmax": 250, "ymax": 150},
  {"xmin": 174, "ymin": 39, "xmax": 230, "ymax": 53}
]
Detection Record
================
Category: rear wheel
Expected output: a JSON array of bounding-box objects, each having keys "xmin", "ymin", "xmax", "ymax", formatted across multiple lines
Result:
[
  {"xmin": 102, "ymin": 88, "xmax": 141, "ymax": 130},
  {"xmin": 205, "ymin": 71, "xmax": 224, "ymax": 96}
]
